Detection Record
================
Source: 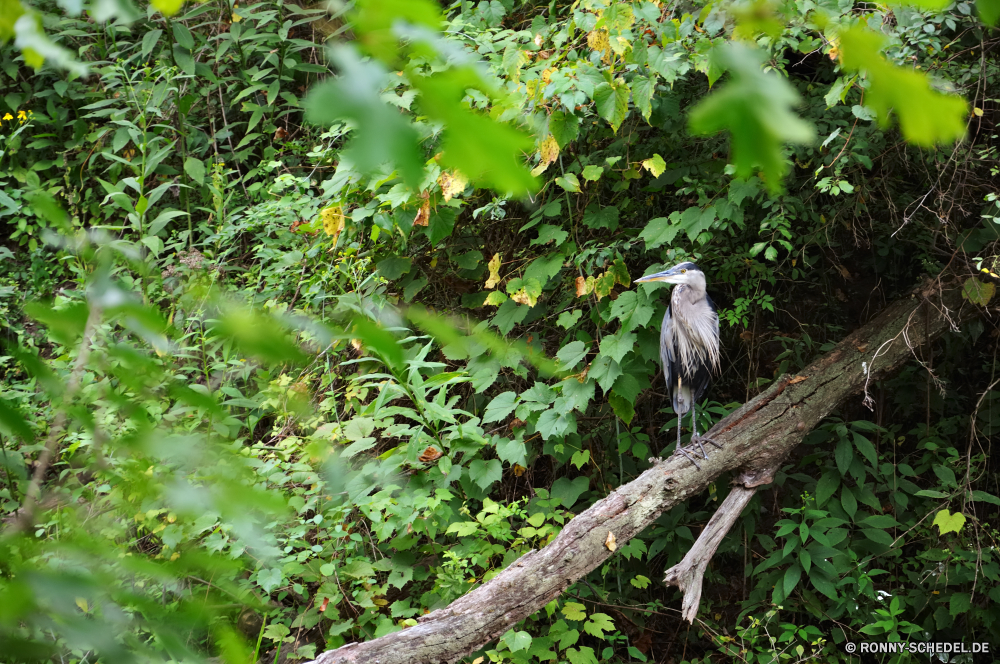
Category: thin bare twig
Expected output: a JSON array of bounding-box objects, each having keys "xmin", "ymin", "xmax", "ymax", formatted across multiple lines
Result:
[{"xmin": 16, "ymin": 303, "xmax": 103, "ymax": 531}]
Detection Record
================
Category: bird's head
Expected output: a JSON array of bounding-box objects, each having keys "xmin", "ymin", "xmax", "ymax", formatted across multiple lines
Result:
[{"xmin": 635, "ymin": 261, "xmax": 704, "ymax": 286}]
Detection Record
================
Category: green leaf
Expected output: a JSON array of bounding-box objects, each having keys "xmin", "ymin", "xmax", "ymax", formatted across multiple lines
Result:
[
  {"xmin": 838, "ymin": 27, "xmax": 966, "ymax": 146},
  {"xmin": 979, "ymin": 0, "xmax": 1000, "ymax": 24},
  {"xmin": 857, "ymin": 514, "xmax": 900, "ymax": 528},
  {"xmin": 0, "ymin": 398, "xmax": 34, "ymax": 443},
  {"xmin": 256, "ymin": 568, "xmax": 283, "ymax": 592},
  {"xmin": 862, "ymin": 529, "xmax": 894, "ymax": 545},
  {"xmin": 932, "ymin": 509, "xmax": 966, "ymax": 535},
  {"xmin": 536, "ymin": 408, "xmax": 576, "ymax": 440},
  {"xmin": 341, "ymin": 559, "xmax": 376, "ymax": 578},
  {"xmin": 504, "ymin": 630, "xmax": 532, "ymax": 653},
  {"xmin": 565, "ymin": 646, "xmax": 598, "ymax": 664},
  {"xmin": 677, "ymin": 205, "xmax": 716, "ymax": 242},
  {"xmin": 414, "ymin": 67, "xmax": 536, "ymax": 195},
  {"xmin": 970, "ymin": 490, "xmax": 1000, "ymax": 505},
  {"xmin": 783, "ymin": 565, "xmax": 802, "ymax": 597},
  {"xmin": 446, "ymin": 521, "xmax": 478, "ymax": 537},
  {"xmin": 452, "ymin": 250, "xmax": 482, "ymax": 270},
  {"xmin": 810, "ymin": 572, "xmax": 839, "ymax": 600},
  {"xmin": 571, "ymin": 449, "xmax": 591, "ymax": 469},
  {"xmin": 549, "ymin": 110, "xmax": 580, "ymax": 147},
  {"xmin": 949, "ymin": 592, "xmax": 972, "ymax": 616},
  {"xmin": 599, "ymin": 331, "xmax": 636, "ymax": 364},
  {"xmin": 426, "ymin": 206, "xmax": 458, "ymax": 246},
  {"xmin": 492, "ymin": 299, "xmax": 530, "ymax": 335},
  {"xmin": 152, "ymin": 0, "xmax": 184, "ymax": 16},
  {"xmin": 532, "ymin": 224, "xmax": 569, "ymax": 246},
  {"xmin": 834, "ymin": 438, "xmax": 853, "ymax": 475},
  {"xmin": 483, "ymin": 391, "xmax": 518, "ymax": 423},
  {"xmin": 172, "ymin": 45, "xmax": 195, "ymax": 75},
  {"xmin": 608, "ymin": 393, "xmax": 635, "ymax": 424},
  {"xmin": 555, "ymin": 173, "xmax": 581, "ymax": 192},
  {"xmin": 141, "ymin": 29, "xmax": 162, "ymax": 58},
  {"xmin": 468, "ymin": 458, "xmax": 503, "ymax": 489},
  {"xmin": 593, "ymin": 78, "xmax": 629, "ymax": 133},
  {"xmin": 610, "ymin": 291, "xmax": 654, "ymax": 333},
  {"xmin": 583, "ymin": 613, "xmax": 615, "ymax": 639},
  {"xmin": 550, "ymin": 476, "xmax": 589, "ymax": 508},
  {"xmin": 815, "ymin": 471, "xmax": 840, "ymax": 508},
  {"xmin": 352, "ymin": 318, "xmax": 404, "ymax": 370},
  {"xmin": 183, "ymin": 157, "xmax": 205, "ymax": 186},
  {"xmin": 24, "ymin": 300, "xmax": 89, "ymax": 346},
  {"xmin": 688, "ymin": 44, "xmax": 814, "ymax": 192},
  {"xmin": 558, "ymin": 310, "xmax": 582, "ymax": 329},
  {"xmin": 171, "ymin": 22, "xmax": 194, "ymax": 49},
  {"xmin": 25, "ymin": 190, "xmax": 70, "ymax": 232},
  {"xmin": 639, "ymin": 215, "xmax": 680, "ymax": 250},
  {"xmin": 901, "ymin": 0, "xmax": 950, "ymax": 8},
  {"xmin": 841, "ymin": 489, "xmax": 857, "ymax": 519},
  {"xmin": 350, "ymin": 0, "xmax": 442, "ymax": 60},
  {"xmin": 582, "ymin": 204, "xmax": 619, "ymax": 230},
  {"xmin": 933, "ymin": 463, "xmax": 957, "ymax": 488},
  {"xmin": 305, "ymin": 47, "xmax": 424, "ymax": 188},
  {"xmin": 377, "ymin": 256, "xmax": 412, "ymax": 280},
  {"xmin": 582, "ymin": 164, "xmax": 604, "ymax": 181},
  {"xmin": 631, "ymin": 75, "xmax": 654, "ymax": 120},
  {"xmin": 557, "ymin": 341, "xmax": 589, "ymax": 371}
]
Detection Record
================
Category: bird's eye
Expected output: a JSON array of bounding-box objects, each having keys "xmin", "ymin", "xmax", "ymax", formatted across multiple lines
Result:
[{"xmin": 681, "ymin": 269, "xmax": 687, "ymax": 274}]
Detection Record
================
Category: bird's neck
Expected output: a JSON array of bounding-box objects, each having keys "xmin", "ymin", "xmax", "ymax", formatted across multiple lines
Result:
[{"xmin": 672, "ymin": 283, "xmax": 705, "ymax": 305}]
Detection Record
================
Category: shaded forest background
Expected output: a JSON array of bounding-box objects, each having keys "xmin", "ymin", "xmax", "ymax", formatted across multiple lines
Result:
[{"xmin": 0, "ymin": 0, "xmax": 999, "ymax": 662}]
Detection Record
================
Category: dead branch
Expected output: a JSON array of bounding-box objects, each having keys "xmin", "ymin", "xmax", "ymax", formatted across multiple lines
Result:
[
  {"xmin": 308, "ymin": 274, "xmax": 979, "ymax": 664},
  {"xmin": 662, "ymin": 462, "xmax": 780, "ymax": 622}
]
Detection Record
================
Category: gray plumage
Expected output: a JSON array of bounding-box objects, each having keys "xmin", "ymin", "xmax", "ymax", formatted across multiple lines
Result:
[{"xmin": 636, "ymin": 262, "xmax": 721, "ymax": 468}]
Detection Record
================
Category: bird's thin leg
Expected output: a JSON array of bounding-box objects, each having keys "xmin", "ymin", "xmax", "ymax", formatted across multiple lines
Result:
[
  {"xmin": 690, "ymin": 402, "xmax": 723, "ymax": 453},
  {"xmin": 690, "ymin": 404, "xmax": 709, "ymax": 459},
  {"xmin": 674, "ymin": 416, "xmax": 701, "ymax": 470}
]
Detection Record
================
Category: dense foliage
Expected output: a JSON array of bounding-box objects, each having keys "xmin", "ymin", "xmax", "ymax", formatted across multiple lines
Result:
[{"xmin": 1, "ymin": 0, "xmax": 999, "ymax": 662}]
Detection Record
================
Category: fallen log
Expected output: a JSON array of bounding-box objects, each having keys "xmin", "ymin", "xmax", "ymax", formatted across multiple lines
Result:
[{"xmin": 309, "ymin": 273, "xmax": 979, "ymax": 664}]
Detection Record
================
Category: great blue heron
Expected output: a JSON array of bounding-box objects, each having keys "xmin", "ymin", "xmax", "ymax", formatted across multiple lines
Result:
[{"xmin": 635, "ymin": 262, "xmax": 721, "ymax": 469}]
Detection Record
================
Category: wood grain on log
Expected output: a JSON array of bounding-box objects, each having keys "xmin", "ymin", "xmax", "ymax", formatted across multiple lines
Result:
[{"xmin": 308, "ymin": 274, "xmax": 977, "ymax": 664}]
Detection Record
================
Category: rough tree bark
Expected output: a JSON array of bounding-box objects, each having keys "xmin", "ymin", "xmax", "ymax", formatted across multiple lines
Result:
[{"xmin": 308, "ymin": 274, "xmax": 978, "ymax": 664}]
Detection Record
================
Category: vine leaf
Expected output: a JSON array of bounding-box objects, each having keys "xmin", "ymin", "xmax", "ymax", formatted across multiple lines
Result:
[{"xmin": 688, "ymin": 44, "xmax": 813, "ymax": 192}]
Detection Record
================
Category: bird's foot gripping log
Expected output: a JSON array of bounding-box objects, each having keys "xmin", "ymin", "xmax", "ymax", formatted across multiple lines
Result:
[{"xmin": 672, "ymin": 435, "xmax": 722, "ymax": 470}]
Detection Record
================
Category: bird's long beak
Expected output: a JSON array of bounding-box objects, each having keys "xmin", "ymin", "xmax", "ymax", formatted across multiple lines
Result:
[{"xmin": 635, "ymin": 268, "xmax": 682, "ymax": 284}]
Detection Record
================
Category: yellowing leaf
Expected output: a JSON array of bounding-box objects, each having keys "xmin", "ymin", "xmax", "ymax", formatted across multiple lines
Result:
[
  {"xmin": 604, "ymin": 531, "xmax": 617, "ymax": 551},
  {"xmin": 413, "ymin": 198, "xmax": 430, "ymax": 226},
  {"xmin": 587, "ymin": 29, "xmax": 612, "ymax": 64},
  {"xmin": 530, "ymin": 135, "xmax": 560, "ymax": 177},
  {"xmin": 485, "ymin": 253, "xmax": 502, "ymax": 289},
  {"xmin": 437, "ymin": 170, "xmax": 468, "ymax": 202},
  {"xmin": 962, "ymin": 277, "xmax": 994, "ymax": 306},
  {"xmin": 641, "ymin": 154, "xmax": 666, "ymax": 178},
  {"xmin": 511, "ymin": 290, "xmax": 536, "ymax": 306},
  {"xmin": 75, "ymin": 597, "xmax": 89, "ymax": 613},
  {"xmin": 484, "ymin": 291, "xmax": 508, "ymax": 306},
  {"xmin": 319, "ymin": 204, "xmax": 345, "ymax": 242},
  {"xmin": 932, "ymin": 508, "xmax": 965, "ymax": 535},
  {"xmin": 151, "ymin": 0, "xmax": 184, "ymax": 16}
]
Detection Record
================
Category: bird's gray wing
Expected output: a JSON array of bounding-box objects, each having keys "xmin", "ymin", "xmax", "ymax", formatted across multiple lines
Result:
[
  {"xmin": 660, "ymin": 306, "xmax": 680, "ymax": 408},
  {"xmin": 688, "ymin": 294, "xmax": 720, "ymax": 403}
]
